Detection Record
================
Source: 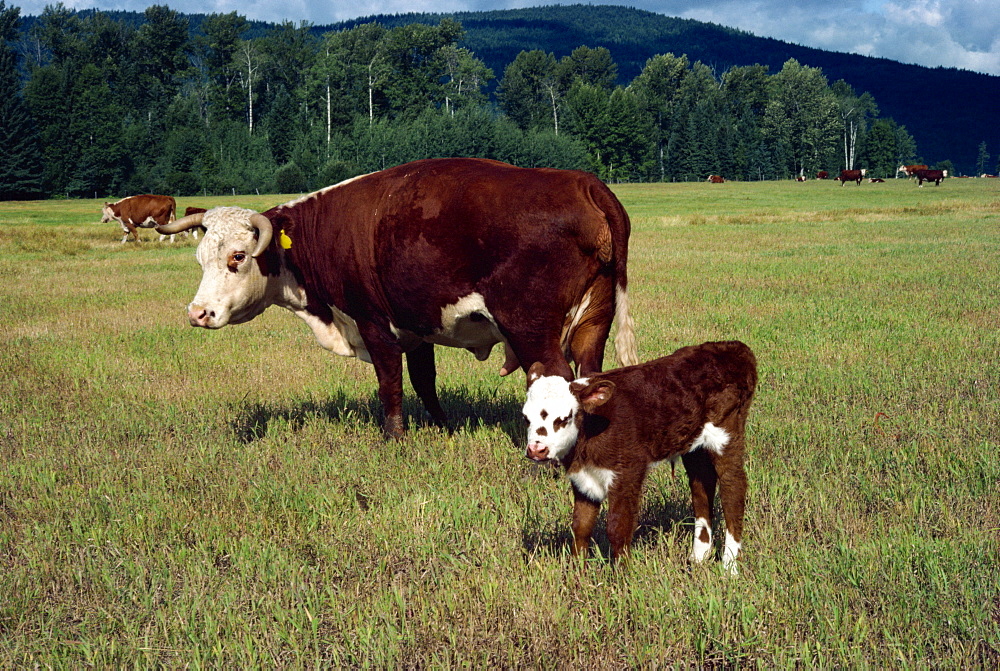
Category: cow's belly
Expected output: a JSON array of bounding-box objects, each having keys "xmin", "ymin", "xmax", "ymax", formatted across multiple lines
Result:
[{"xmin": 393, "ymin": 292, "xmax": 506, "ymax": 360}]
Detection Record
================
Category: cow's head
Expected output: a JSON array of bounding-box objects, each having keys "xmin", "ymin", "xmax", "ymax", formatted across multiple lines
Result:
[
  {"xmin": 522, "ymin": 362, "xmax": 615, "ymax": 462},
  {"xmin": 100, "ymin": 203, "xmax": 115, "ymax": 222},
  {"xmin": 157, "ymin": 207, "xmax": 276, "ymax": 328}
]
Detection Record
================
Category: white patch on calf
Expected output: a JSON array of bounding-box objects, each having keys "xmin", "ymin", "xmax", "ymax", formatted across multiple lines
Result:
[
  {"xmin": 569, "ymin": 465, "xmax": 616, "ymax": 502},
  {"xmin": 723, "ymin": 530, "xmax": 741, "ymax": 575},
  {"xmin": 690, "ymin": 516, "xmax": 714, "ymax": 563},
  {"xmin": 689, "ymin": 422, "xmax": 730, "ymax": 456},
  {"xmin": 523, "ymin": 374, "xmax": 581, "ymax": 462}
]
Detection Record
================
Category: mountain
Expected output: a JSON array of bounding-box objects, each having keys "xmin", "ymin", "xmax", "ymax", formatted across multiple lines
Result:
[{"xmin": 327, "ymin": 5, "xmax": 1000, "ymax": 175}]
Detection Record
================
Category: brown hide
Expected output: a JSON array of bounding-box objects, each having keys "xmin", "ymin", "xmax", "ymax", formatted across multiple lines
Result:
[
  {"xmin": 105, "ymin": 194, "xmax": 176, "ymax": 241},
  {"xmin": 836, "ymin": 170, "xmax": 865, "ymax": 186},
  {"xmin": 563, "ymin": 341, "xmax": 757, "ymax": 562},
  {"xmin": 912, "ymin": 169, "xmax": 946, "ymax": 186},
  {"xmin": 263, "ymin": 158, "xmax": 635, "ymax": 438}
]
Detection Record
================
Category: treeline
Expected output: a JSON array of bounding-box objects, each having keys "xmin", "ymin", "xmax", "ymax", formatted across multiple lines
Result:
[{"xmin": 1, "ymin": 2, "xmax": 925, "ymax": 199}]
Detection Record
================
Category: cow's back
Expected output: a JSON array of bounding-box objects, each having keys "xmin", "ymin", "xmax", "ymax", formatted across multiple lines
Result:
[{"xmin": 266, "ymin": 159, "xmax": 623, "ymax": 333}]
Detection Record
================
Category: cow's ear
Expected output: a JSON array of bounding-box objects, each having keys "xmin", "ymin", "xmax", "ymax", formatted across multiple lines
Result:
[
  {"xmin": 527, "ymin": 362, "xmax": 545, "ymax": 386},
  {"xmin": 573, "ymin": 379, "xmax": 615, "ymax": 412}
]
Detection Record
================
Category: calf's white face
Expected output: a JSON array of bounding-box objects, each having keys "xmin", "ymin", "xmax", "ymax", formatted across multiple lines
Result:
[
  {"xmin": 187, "ymin": 207, "xmax": 272, "ymax": 328},
  {"xmin": 522, "ymin": 363, "xmax": 615, "ymax": 462}
]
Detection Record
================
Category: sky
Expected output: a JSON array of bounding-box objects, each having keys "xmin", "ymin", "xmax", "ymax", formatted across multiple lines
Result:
[{"xmin": 14, "ymin": 0, "xmax": 1000, "ymax": 76}]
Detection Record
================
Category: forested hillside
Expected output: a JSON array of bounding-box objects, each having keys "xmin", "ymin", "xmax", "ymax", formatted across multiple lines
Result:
[
  {"xmin": 334, "ymin": 5, "xmax": 1000, "ymax": 176},
  {"xmin": 2, "ymin": 2, "xmax": 997, "ymax": 199}
]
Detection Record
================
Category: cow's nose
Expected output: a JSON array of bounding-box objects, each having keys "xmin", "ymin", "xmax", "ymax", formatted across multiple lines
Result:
[
  {"xmin": 188, "ymin": 304, "xmax": 213, "ymax": 327},
  {"xmin": 526, "ymin": 442, "xmax": 549, "ymax": 461}
]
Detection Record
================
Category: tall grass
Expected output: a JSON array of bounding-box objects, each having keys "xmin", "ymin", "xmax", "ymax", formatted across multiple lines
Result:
[{"xmin": 1, "ymin": 179, "xmax": 998, "ymax": 666}]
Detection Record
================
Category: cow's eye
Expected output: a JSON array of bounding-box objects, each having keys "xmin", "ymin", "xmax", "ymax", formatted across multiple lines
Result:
[{"xmin": 227, "ymin": 251, "xmax": 248, "ymax": 272}]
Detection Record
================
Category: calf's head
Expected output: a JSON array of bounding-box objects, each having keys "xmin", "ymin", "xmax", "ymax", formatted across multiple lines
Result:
[
  {"xmin": 522, "ymin": 362, "xmax": 615, "ymax": 462},
  {"xmin": 158, "ymin": 207, "xmax": 274, "ymax": 328}
]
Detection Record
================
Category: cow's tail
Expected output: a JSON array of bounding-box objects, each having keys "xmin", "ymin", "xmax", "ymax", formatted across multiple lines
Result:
[{"xmin": 593, "ymin": 181, "xmax": 639, "ymax": 368}]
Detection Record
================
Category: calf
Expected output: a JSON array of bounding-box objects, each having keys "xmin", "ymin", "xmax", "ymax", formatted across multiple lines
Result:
[
  {"xmin": 523, "ymin": 340, "xmax": 757, "ymax": 573},
  {"xmin": 707, "ymin": 175, "xmax": 726, "ymax": 183}
]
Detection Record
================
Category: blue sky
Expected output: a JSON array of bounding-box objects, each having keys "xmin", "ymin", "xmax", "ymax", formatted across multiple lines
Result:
[{"xmin": 14, "ymin": 0, "xmax": 1000, "ymax": 76}]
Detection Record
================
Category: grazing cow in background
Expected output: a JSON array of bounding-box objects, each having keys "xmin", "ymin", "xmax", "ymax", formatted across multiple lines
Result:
[
  {"xmin": 913, "ymin": 169, "xmax": 947, "ymax": 186},
  {"xmin": 157, "ymin": 158, "xmax": 640, "ymax": 439},
  {"xmin": 707, "ymin": 175, "xmax": 725, "ymax": 183},
  {"xmin": 816, "ymin": 171, "xmax": 829, "ymax": 179},
  {"xmin": 522, "ymin": 341, "xmax": 757, "ymax": 572},
  {"xmin": 102, "ymin": 194, "xmax": 177, "ymax": 243},
  {"xmin": 796, "ymin": 175, "xmax": 807, "ymax": 182},
  {"xmin": 184, "ymin": 206, "xmax": 207, "ymax": 216},
  {"xmin": 898, "ymin": 164, "xmax": 928, "ymax": 178},
  {"xmin": 836, "ymin": 169, "xmax": 866, "ymax": 186},
  {"xmin": 869, "ymin": 178, "xmax": 885, "ymax": 183}
]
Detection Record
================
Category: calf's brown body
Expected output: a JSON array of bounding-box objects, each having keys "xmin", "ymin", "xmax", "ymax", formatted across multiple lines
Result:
[{"xmin": 526, "ymin": 341, "xmax": 757, "ymax": 567}]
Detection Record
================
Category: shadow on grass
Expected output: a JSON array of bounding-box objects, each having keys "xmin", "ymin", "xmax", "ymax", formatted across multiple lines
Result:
[
  {"xmin": 520, "ymin": 480, "xmax": 695, "ymax": 562},
  {"xmin": 229, "ymin": 383, "xmax": 523, "ymax": 444}
]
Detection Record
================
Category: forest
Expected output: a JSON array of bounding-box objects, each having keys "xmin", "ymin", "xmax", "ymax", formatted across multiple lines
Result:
[{"xmin": 2, "ymin": 1, "xmax": 996, "ymax": 200}]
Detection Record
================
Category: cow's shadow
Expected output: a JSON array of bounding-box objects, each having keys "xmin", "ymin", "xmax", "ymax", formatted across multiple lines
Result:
[
  {"xmin": 229, "ymin": 384, "xmax": 523, "ymax": 444},
  {"xmin": 520, "ymin": 478, "xmax": 696, "ymax": 562}
]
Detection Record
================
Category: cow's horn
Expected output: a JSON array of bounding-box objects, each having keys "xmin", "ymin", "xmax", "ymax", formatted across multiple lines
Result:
[
  {"xmin": 156, "ymin": 213, "xmax": 204, "ymax": 235},
  {"xmin": 250, "ymin": 213, "xmax": 273, "ymax": 257}
]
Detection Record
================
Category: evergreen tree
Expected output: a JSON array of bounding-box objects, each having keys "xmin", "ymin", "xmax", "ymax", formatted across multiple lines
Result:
[{"xmin": 0, "ymin": 1, "xmax": 44, "ymax": 198}]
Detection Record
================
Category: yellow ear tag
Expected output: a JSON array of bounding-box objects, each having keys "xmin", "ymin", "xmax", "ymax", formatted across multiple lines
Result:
[{"xmin": 279, "ymin": 229, "xmax": 292, "ymax": 249}]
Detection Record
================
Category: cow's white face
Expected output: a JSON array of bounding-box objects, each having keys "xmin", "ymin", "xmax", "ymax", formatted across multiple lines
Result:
[
  {"xmin": 100, "ymin": 204, "xmax": 115, "ymax": 223},
  {"xmin": 187, "ymin": 207, "xmax": 273, "ymax": 328}
]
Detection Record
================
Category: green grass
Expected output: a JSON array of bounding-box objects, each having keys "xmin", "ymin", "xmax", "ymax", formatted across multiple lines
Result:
[{"xmin": 1, "ymin": 179, "xmax": 998, "ymax": 666}]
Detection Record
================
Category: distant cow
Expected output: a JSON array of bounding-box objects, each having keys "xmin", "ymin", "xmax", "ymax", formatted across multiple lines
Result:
[
  {"xmin": 707, "ymin": 175, "xmax": 725, "ymax": 183},
  {"xmin": 913, "ymin": 169, "xmax": 947, "ymax": 186},
  {"xmin": 816, "ymin": 171, "xmax": 829, "ymax": 179},
  {"xmin": 869, "ymin": 178, "xmax": 885, "ymax": 183},
  {"xmin": 522, "ymin": 341, "xmax": 757, "ymax": 572},
  {"xmin": 898, "ymin": 164, "xmax": 928, "ymax": 178},
  {"xmin": 795, "ymin": 175, "xmax": 807, "ymax": 182},
  {"xmin": 156, "ymin": 158, "xmax": 640, "ymax": 439},
  {"xmin": 102, "ymin": 195, "xmax": 177, "ymax": 243},
  {"xmin": 184, "ymin": 207, "xmax": 207, "ymax": 216},
  {"xmin": 836, "ymin": 169, "xmax": 866, "ymax": 186}
]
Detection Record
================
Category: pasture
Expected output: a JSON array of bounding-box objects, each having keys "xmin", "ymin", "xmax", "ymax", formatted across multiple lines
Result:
[{"xmin": 1, "ymin": 178, "xmax": 998, "ymax": 667}]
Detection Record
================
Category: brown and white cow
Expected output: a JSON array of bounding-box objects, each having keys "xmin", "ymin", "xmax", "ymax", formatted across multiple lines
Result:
[
  {"xmin": 522, "ymin": 341, "xmax": 757, "ymax": 572},
  {"xmin": 157, "ymin": 158, "xmax": 640, "ymax": 439},
  {"xmin": 707, "ymin": 175, "xmax": 725, "ymax": 183},
  {"xmin": 912, "ymin": 168, "xmax": 947, "ymax": 186},
  {"xmin": 897, "ymin": 164, "xmax": 928, "ymax": 178},
  {"xmin": 835, "ymin": 169, "xmax": 866, "ymax": 186},
  {"xmin": 102, "ymin": 194, "xmax": 179, "ymax": 243},
  {"xmin": 816, "ymin": 171, "xmax": 829, "ymax": 180}
]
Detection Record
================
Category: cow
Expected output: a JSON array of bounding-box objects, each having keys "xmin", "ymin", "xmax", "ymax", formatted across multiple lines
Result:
[
  {"xmin": 897, "ymin": 164, "xmax": 928, "ymax": 178},
  {"xmin": 869, "ymin": 178, "xmax": 885, "ymax": 183},
  {"xmin": 522, "ymin": 341, "xmax": 757, "ymax": 572},
  {"xmin": 816, "ymin": 171, "xmax": 829, "ymax": 180},
  {"xmin": 835, "ymin": 169, "xmax": 866, "ymax": 186},
  {"xmin": 102, "ymin": 194, "xmax": 178, "ymax": 243},
  {"xmin": 156, "ymin": 158, "xmax": 640, "ymax": 439},
  {"xmin": 913, "ymin": 169, "xmax": 947, "ymax": 186},
  {"xmin": 707, "ymin": 175, "xmax": 725, "ymax": 183},
  {"xmin": 184, "ymin": 207, "xmax": 207, "ymax": 216}
]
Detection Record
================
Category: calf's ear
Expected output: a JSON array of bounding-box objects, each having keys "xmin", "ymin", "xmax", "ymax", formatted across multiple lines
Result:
[
  {"xmin": 571, "ymin": 379, "xmax": 615, "ymax": 412},
  {"xmin": 527, "ymin": 362, "xmax": 546, "ymax": 386}
]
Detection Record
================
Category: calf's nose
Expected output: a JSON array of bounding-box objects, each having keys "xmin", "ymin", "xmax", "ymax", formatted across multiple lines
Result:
[{"xmin": 526, "ymin": 441, "xmax": 549, "ymax": 461}]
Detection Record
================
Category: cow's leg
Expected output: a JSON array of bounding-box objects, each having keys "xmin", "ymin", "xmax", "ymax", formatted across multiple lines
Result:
[
  {"xmin": 404, "ymin": 341, "xmax": 447, "ymax": 429},
  {"xmin": 122, "ymin": 221, "xmax": 138, "ymax": 243},
  {"xmin": 571, "ymin": 487, "xmax": 601, "ymax": 558},
  {"xmin": 569, "ymin": 275, "xmax": 614, "ymax": 376},
  {"xmin": 358, "ymin": 324, "xmax": 407, "ymax": 439},
  {"xmin": 605, "ymin": 467, "xmax": 646, "ymax": 564},
  {"xmin": 682, "ymin": 448, "xmax": 718, "ymax": 564}
]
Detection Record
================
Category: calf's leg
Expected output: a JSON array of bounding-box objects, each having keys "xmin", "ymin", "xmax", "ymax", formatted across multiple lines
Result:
[
  {"xmin": 682, "ymin": 449, "xmax": 718, "ymax": 564},
  {"xmin": 571, "ymin": 489, "xmax": 600, "ymax": 557},
  {"xmin": 713, "ymin": 437, "xmax": 748, "ymax": 575}
]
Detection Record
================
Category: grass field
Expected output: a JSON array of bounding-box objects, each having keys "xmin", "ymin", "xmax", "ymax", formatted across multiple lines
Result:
[{"xmin": 1, "ymin": 178, "xmax": 998, "ymax": 667}]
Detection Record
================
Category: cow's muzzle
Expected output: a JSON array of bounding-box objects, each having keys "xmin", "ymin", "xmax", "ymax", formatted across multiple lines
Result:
[
  {"xmin": 188, "ymin": 304, "xmax": 215, "ymax": 328},
  {"xmin": 525, "ymin": 442, "xmax": 550, "ymax": 461}
]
